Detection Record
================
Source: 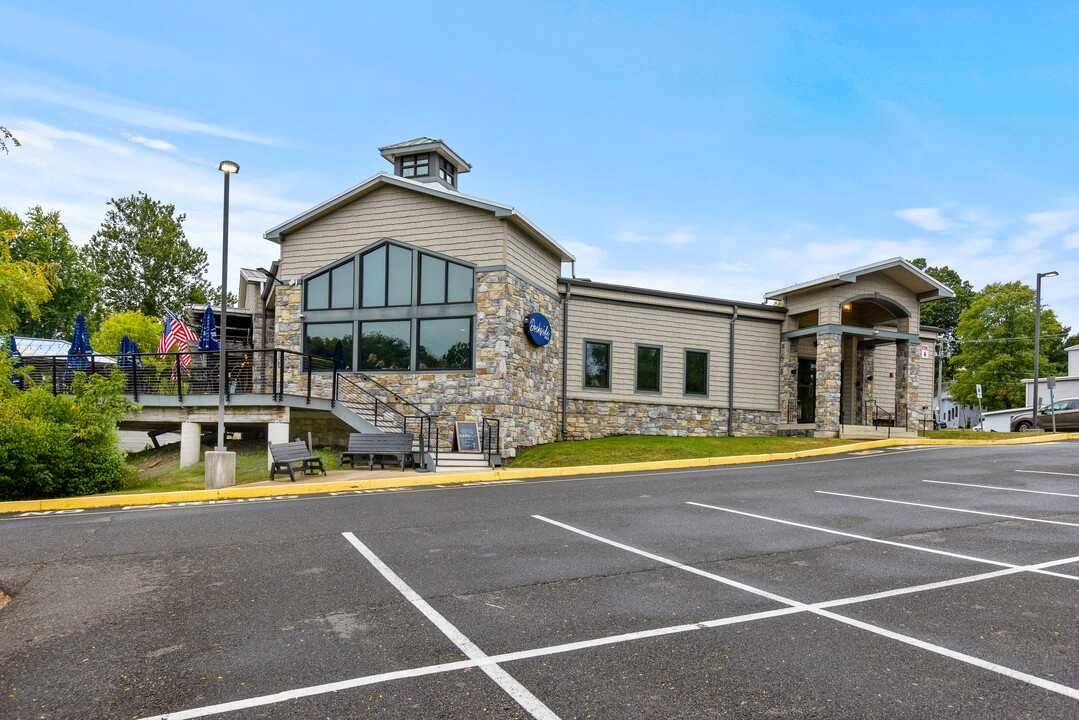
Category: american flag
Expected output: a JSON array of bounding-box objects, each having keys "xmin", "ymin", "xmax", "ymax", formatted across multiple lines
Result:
[{"xmin": 158, "ymin": 311, "xmax": 200, "ymax": 378}]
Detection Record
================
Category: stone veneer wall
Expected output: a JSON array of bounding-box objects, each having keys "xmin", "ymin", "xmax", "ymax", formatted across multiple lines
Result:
[
  {"xmin": 565, "ymin": 399, "xmax": 780, "ymax": 438},
  {"xmin": 895, "ymin": 340, "xmax": 919, "ymax": 430},
  {"xmin": 815, "ymin": 332, "xmax": 842, "ymax": 436},
  {"xmin": 778, "ymin": 339, "xmax": 798, "ymax": 423},
  {"xmin": 274, "ymin": 271, "xmax": 562, "ymax": 456}
]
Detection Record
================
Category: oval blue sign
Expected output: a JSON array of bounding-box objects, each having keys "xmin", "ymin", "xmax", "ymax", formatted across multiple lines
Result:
[{"xmin": 525, "ymin": 312, "xmax": 552, "ymax": 347}]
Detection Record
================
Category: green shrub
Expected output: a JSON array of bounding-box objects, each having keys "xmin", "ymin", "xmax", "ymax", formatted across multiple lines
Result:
[{"xmin": 0, "ymin": 370, "xmax": 137, "ymax": 500}]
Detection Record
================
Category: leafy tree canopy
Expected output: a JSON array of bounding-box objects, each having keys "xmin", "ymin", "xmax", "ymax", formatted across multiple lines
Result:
[
  {"xmin": 90, "ymin": 311, "xmax": 163, "ymax": 361},
  {"xmin": 0, "ymin": 207, "xmax": 102, "ymax": 338},
  {"xmin": 949, "ymin": 281, "xmax": 1068, "ymax": 410},
  {"xmin": 0, "ymin": 126, "xmax": 19, "ymax": 154},
  {"xmin": 0, "ymin": 226, "xmax": 58, "ymax": 334},
  {"xmin": 911, "ymin": 258, "xmax": 975, "ymax": 380},
  {"xmin": 83, "ymin": 192, "xmax": 212, "ymax": 320}
]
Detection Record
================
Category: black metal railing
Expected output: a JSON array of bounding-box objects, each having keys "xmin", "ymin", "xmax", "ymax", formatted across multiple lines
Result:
[
  {"xmin": 785, "ymin": 399, "xmax": 799, "ymax": 424},
  {"xmin": 334, "ymin": 373, "xmax": 435, "ymax": 470},
  {"xmin": 482, "ymin": 418, "xmax": 500, "ymax": 463},
  {"xmin": 14, "ymin": 349, "xmax": 334, "ymax": 403}
]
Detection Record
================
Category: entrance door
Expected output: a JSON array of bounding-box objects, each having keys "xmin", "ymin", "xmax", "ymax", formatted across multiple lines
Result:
[{"xmin": 797, "ymin": 359, "xmax": 816, "ymax": 424}]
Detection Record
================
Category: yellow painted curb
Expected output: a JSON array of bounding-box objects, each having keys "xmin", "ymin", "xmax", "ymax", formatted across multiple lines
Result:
[{"xmin": 3, "ymin": 433, "xmax": 1076, "ymax": 515}]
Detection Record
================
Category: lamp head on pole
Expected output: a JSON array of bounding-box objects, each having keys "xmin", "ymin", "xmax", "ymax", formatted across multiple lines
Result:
[
  {"xmin": 219, "ymin": 160, "xmax": 240, "ymax": 174},
  {"xmin": 1038, "ymin": 270, "xmax": 1059, "ymax": 280}
]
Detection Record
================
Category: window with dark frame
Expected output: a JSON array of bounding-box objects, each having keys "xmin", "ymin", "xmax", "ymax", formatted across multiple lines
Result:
[
  {"xmin": 636, "ymin": 345, "xmax": 661, "ymax": 392},
  {"xmin": 684, "ymin": 349, "xmax": 708, "ymax": 395},
  {"xmin": 400, "ymin": 153, "xmax": 430, "ymax": 178},
  {"xmin": 304, "ymin": 259, "xmax": 355, "ymax": 311},
  {"xmin": 584, "ymin": 341, "xmax": 611, "ymax": 389},
  {"xmin": 301, "ymin": 241, "xmax": 477, "ymax": 373},
  {"xmin": 438, "ymin": 157, "xmax": 456, "ymax": 186}
]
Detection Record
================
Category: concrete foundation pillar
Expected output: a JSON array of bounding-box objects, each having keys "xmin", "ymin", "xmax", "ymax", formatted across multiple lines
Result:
[
  {"xmin": 267, "ymin": 421, "xmax": 290, "ymax": 471},
  {"xmin": 815, "ymin": 332, "xmax": 842, "ymax": 437},
  {"xmin": 204, "ymin": 451, "xmax": 236, "ymax": 489},
  {"xmin": 179, "ymin": 421, "xmax": 201, "ymax": 469}
]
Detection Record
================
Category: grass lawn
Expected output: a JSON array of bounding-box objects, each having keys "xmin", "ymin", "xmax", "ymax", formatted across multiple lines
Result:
[
  {"xmin": 509, "ymin": 435, "xmax": 858, "ymax": 469},
  {"xmin": 922, "ymin": 429, "xmax": 1038, "ymax": 440},
  {"xmin": 117, "ymin": 440, "xmax": 339, "ymax": 494}
]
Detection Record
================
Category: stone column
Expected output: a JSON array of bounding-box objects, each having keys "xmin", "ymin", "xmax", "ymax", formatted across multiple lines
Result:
[
  {"xmin": 179, "ymin": 421, "xmax": 201, "ymax": 469},
  {"xmin": 815, "ymin": 332, "xmax": 842, "ymax": 437},
  {"xmin": 895, "ymin": 341, "xmax": 919, "ymax": 430},
  {"xmin": 858, "ymin": 343, "xmax": 875, "ymax": 425},
  {"xmin": 779, "ymin": 338, "xmax": 798, "ymax": 423}
]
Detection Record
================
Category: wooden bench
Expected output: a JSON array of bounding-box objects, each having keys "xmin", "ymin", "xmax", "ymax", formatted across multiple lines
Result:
[
  {"xmin": 339, "ymin": 432, "xmax": 414, "ymax": 471},
  {"xmin": 269, "ymin": 440, "xmax": 327, "ymax": 482}
]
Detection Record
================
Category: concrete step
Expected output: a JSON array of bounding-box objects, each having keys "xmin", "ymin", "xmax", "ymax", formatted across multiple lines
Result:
[
  {"xmin": 839, "ymin": 424, "xmax": 920, "ymax": 440},
  {"xmin": 434, "ymin": 452, "xmax": 493, "ymax": 471}
]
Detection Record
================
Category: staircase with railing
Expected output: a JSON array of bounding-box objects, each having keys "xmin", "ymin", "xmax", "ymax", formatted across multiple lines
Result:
[{"xmin": 333, "ymin": 372, "xmax": 436, "ymax": 470}]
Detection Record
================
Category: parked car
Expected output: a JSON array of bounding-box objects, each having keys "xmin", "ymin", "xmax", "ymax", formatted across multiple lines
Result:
[{"xmin": 1011, "ymin": 398, "xmax": 1079, "ymax": 431}]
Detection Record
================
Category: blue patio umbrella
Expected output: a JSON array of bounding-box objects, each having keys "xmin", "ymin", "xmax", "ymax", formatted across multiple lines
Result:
[
  {"xmin": 198, "ymin": 306, "xmax": 219, "ymax": 352},
  {"xmin": 6, "ymin": 334, "xmax": 22, "ymax": 386},
  {"xmin": 66, "ymin": 312, "xmax": 92, "ymax": 370},
  {"xmin": 118, "ymin": 334, "xmax": 132, "ymax": 367},
  {"xmin": 128, "ymin": 338, "xmax": 143, "ymax": 368},
  {"xmin": 333, "ymin": 339, "xmax": 346, "ymax": 370}
]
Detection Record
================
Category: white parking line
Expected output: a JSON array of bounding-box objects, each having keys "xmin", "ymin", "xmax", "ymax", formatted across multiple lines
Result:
[
  {"xmin": 1016, "ymin": 469, "xmax": 1079, "ymax": 478},
  {"xmin": 341, "ymin": 532, "xmax": 561, "ymax": 720},
  {"xmin": 816, "ymin": 491, "xmax": 1079, "ymax": 528},
  {"xmin": 924, "ymin": 479, "xmax": 1079, "ymax": 498},
  {"xmin": 686, "ymin": 502, "xmax": 1079, "ymax": 582},
  {"xmin": 531, "ymin": 514, "xmax": 1079, "ymax": 701}
]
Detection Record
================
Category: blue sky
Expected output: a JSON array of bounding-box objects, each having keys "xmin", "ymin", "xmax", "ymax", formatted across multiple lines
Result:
[{"xmin": 2, "ymin": 1, "xmax": 1077, "ymax": 331}]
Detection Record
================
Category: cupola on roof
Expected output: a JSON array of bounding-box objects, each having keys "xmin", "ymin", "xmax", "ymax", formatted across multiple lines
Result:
[{"xmin": 378, "ymin": 137, "xmax": 471, "ymax": 190}]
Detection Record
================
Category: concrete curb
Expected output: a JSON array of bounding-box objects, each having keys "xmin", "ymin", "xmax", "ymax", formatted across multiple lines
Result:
[{"xmin": 3, "ymin": 433, "xmax": 1077, "ymax": 514}]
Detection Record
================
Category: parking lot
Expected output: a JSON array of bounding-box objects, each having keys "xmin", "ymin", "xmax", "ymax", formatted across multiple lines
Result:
[{"xmin": 1, "ymin": 442, "xmax": 1077, "ymax": 718}]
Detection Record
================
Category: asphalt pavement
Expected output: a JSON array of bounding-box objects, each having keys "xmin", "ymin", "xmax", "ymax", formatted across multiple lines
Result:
[{"xmin": 1, "ymin": 442, "xmax": 1077, "ymax": 718}]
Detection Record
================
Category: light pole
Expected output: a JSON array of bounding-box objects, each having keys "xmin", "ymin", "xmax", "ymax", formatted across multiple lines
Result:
[
  {"xmin": 1031, "ymin": 270, "xmax": 1058, "ymax": 431},
  {"xmin": 206, "ymin": 160, "xmax": 238, "ymax": 489}
]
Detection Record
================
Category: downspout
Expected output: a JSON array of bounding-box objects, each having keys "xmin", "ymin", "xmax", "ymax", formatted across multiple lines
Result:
[
  {"xmin": 727, "ymin": 306, "xmax": 738, "ymax": 437},
  {"xmin": 561, "ymin": 279, "xmax": 572, "ymax": 441}
]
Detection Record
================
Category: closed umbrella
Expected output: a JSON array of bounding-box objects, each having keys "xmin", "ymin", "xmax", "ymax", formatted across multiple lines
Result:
[
  {"xmin": 118, "ymin": 334, "xmax": 132, "ymax": 368},
  {"xmin": 6, "ymin": 334, "xmax": 21, "ymax": 387},
  {"xmin": 198, "ymin": 306, "xmax": 219, "ymax": 352},
  {"xmin": 129, "ymin": 339, "xmax": 143, "ymax": 369},
  {"xmin": 66, "ymin": 312, "xmax": 92, "ymax": 370}
]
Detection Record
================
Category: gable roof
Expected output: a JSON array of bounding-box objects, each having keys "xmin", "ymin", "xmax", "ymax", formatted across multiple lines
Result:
[
  {"xmin": 263, "ymin": 172, "xmax": 575, "ymax": 262},
  {"xmin": 764, "ymin": 257, "xmax": 955, "ymax": 302}
]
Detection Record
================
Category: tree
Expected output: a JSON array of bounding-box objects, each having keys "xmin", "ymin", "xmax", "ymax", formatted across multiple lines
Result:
[
  {"xmin": 949, "ymin": 281, "xmax": 1067, "ymax": 410},
  {"xmin": 911, "ymin": 258, "xmax": 975, "ymax": 380},
  {"xmin": 0, "ymin": 126, "xmax": 19, "ymax": 154},
  {"xmin": 0, "ymin": 228, "xmax": 57, "ymax": 333},
  {"xmin": 90, "ymin": 311, "xmax": 163, "ymax": 360},
  {"xmin": 0, "ymin": 207, "xmax": 102, "ymax": 338},
  {"xmin": 82, "ymin": 192, "xmax": 212, "ymax": 320}
]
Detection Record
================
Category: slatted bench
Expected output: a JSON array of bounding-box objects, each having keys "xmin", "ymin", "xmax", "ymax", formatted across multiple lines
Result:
[
  {"xmin": 339, "ymin": 432, "xmax": 414, "ymax": 471},
  {"xmin": 269, "ymin": 440, "xmax": 327, "ymax": 482}
]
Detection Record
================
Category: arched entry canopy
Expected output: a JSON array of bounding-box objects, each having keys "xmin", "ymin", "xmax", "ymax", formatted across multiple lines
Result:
[{"xmin": 765, "ymin": 258, "xmax": 953, "ymax": 437}]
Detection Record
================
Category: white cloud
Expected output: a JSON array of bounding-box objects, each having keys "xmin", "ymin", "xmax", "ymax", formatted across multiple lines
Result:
[
  {"xmin": 2, "ymin": 80, "xmax": 279, "ymax": 146},
  {"xmin": 896, "ymin": 207, "xmax": 952, "ymax": 232},
  {"xmin": 614, "ymin": 225, "xmax": 696, "ymax": 246},
  {"xmin": 123, "ymin": 133, "xmax": 178, "ymax": 152}
]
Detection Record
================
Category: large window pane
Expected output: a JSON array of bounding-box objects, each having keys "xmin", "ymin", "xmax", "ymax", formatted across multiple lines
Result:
[
  {"xmin": 636, "ymin": 346, "xmax": 660, "ymax": 392},
  {"xmin": 304, "ymin": 322, "xmax": 352, "ymax": 371},
  {"xmin": 684, "ymin": 350, "xmax": 708, "ymax": 395},
  {"xmin": 447, "ymin": 262, "xmax": 473, "ymax": 303},
  {"xmin": 584, "ymin": 341, "xmax": 610, "ymax": 389},
  {"xmin": 420, "ymin": 254, "xmax": 446, "ymax": 304},
  {"xmin": 360, "ymin": 320, "xmax": 411, "ymax": 370},
  {"xmin": 330, "ymin": 260, "xmax": 354, "ymax": 309},
  {"xmin": 418, "ymin": 318, "xmax": 472, "ymax": 370},
  {"xmin": 387, "ymin": 245, "xmax": 413, "ymax": 306},
  {"xmin": 305, "ymin": 272, "xmax": 329, "ymax": 310},
  {"xmin": 362, "ymin": 246, "xmax": 387, "ymax": 307}
]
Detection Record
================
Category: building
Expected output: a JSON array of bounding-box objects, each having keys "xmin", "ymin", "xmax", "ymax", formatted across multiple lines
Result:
[{"xmin": 253, "ymin": 138, "xmax": 952, "ymax": 457}]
